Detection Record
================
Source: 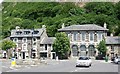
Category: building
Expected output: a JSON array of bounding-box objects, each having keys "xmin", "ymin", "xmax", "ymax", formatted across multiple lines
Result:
[
  {"xmin": 106, "ymin": 36, "xmax": 120, "ymax": 58},
  {"xmin": 58, "ymin": 23, "xmax": 108, "ymax": 57},
  {"xmin": 10, "ymin": 25, "xmax": 55, "ymax": 59}
]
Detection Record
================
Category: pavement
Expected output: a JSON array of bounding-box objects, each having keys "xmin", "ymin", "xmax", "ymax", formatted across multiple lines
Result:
[{"xmin": 1, "ymin": 59, "xmax": 118, "ymax": 72}]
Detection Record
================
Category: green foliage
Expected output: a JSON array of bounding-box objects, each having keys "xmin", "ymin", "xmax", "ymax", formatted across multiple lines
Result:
[
  {"xmin": 97, "ymin": 40, "xmax": 107, "ymax": 56},
  {"xmin": 53, "ymin": 32, "xmax": 70, "ymax": 59},
  {"xmin": 2, "ymin": 2, "xmax": 120, "ymax": 38},
  {"xmin": 115, "ymin": 1, "xmax": 120, "ymax": 20},
  {"xmin": 1, "ymin": 40, "xmax": 16, "ymax": 51}
]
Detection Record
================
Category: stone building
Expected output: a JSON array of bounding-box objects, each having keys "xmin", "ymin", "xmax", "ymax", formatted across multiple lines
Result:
[
  {"xmin": 106, "ymin": 36, "xmax": 120, "ymax": 58},
  {"xmin": 10, "ymin": 25, "xmax": 55, "ymax": 59},
  {"xmin": 58, "ymin": 23, "xmax": 108, "ymax": 57}
]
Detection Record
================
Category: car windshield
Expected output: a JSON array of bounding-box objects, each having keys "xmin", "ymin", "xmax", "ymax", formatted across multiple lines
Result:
[{"xmin": 79, "ymin": 57, "xmax": 89, "ymax": 60}]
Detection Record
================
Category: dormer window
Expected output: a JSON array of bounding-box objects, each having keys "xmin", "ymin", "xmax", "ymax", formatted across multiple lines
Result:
[
  {"xmin": 16, "ymin": 31, "xmax": 22, "ymax": 35},
  {"xmin": 33, "ymin": 30, "xmax": 39, "ymax": 34},
  {"xmin": 24, "ymin": 31, "xmax": 30, "ymax": 35}
]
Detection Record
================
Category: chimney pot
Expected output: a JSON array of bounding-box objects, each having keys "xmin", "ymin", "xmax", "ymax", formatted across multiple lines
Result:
[
  {"xmin": 104, "ymin": 23, "xmax": 107, "ymax": 28},
  {"xmin": 62, "ymin": 23, "xmax": 65, "ymax": 28},
  {"xmin": 42, "ymin": 25, "xmax": 46, "ymax": 28},
  {"xmin": 16, "ymin": 26, "xmax": 20, "ymax": 30},
  {"xmin": 110, "ymin": 33, "xmax": 113, "ymax": 37}
]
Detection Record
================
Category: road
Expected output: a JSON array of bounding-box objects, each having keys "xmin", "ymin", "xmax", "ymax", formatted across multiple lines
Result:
[{"xmin": 1, "ymin": 59, "xmax": 118, "ymax": 72}]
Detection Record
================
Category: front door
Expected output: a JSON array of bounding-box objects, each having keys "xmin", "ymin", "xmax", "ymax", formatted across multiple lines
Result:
[
  {"xmin": 22, "ymin": 52, "xmax": 25, "ymax": 59},
  {"xmin": 52, "ymin": 53, "xmax": 56, "ymax": 59}
]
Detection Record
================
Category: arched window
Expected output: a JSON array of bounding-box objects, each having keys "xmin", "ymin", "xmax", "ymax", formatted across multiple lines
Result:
[
  {"xmin": 72, "ymin": 45, "xmax": 78, "ymax": 56},
  {"xmin": 80, "ymin": 45, "xmax": 86, "ymax": 51},
  {"xmin": 88, "ymin": 45, "xmax": 95, "ymax": 56}
]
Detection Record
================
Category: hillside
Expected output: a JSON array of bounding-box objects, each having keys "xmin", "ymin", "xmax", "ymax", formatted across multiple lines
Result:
[{"xmin": 2, "ymin": 2, "xmax": 120, "ymax": 38}]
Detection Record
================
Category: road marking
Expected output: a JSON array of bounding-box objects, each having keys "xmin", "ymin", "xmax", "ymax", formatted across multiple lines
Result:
[{"xmin": 2, "ymin": 66, "xmax": 9, "ymax": 68}]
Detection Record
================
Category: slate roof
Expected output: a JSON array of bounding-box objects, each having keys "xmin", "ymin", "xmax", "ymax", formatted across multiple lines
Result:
[
  {"xmin": 41, "ymin": 37, "xmax": 56, "ymax": 44},
  {"xmin": 58, "ymin": 24, "xmax": 108, "ymax": 31},
  {"xmin": 10, "ymin": 29, "xmax": 44, "ymax": 37},
  {"xmin": 106, "ymin": 36, "xmax": 120, "ymax": 44}
]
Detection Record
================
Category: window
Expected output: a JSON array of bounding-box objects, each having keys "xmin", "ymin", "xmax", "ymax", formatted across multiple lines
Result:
[
  {"xmin": 82, "ymin": 32, "xmax": 85, "ymax": 41},
  {"xmin": 24, "ymin": 31, "xmax": 30, "ymax": 35},
  {"xmin": 40, "ymin": 44, "xmax": 44, "ymax": 47},
  {"xmin": 22, "ymin": 38, "xmax": 27, "ymax": 43},
  {"xmin": 13, "ymin": 38, "xmax": 18, "ymax": 42},
  {"xmin": 45, "ymin": 44, "xmax": 47, "ymax": 50},
  {"xmin": 111, "ymin": 46, "xmax": 114, "ymax": 51},
  {"xmin": 48, "ymin": 44, "xmax": 51, "ymax": 47},
  {"xmin": 90, "ymin": 32, "xmax": 93, "ymax": 41},
  {"xmin": 33, "ymin": 30, "xmax": 39, "ymax": 34},
  {"xmin": 16, "ymin": 31, "xmax": 22, "ymax": 35},
  {"xmin": 33, "ymin": 38, "xmax": 37, "ymax": 42},
  {"xmin": 68, "ymin": 34, "xmax": 71, "ymax": 40},
  {"xmin": 33, "ymin": 42, "xmax": 36, "ymax": 45},
  {"xmin": 73, "ymin": 33, "xmax": 77, "ymax": 41},
  {"xmin": 98, "ymin": 33, "xmax": 102, "ymax": 40},
  {"xmin": 22, "ymin": 43, "xmax": 27, "ymax": 50}
]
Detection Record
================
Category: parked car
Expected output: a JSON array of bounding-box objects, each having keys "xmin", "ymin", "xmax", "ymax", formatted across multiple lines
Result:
[
  {"xmin": 95, "ymin": 54, "xmax": 105, "ymax": 60},
  {"xmin": 114, "ymin": 56, "xmax": 120, "ymax": 64},
  {"xmin": 111, "ymin": 57, "xmax": 115, "ymax": 61},
  {"xmin": 76, "ymin": 56, "xmax": 92, "ymax": 67}
]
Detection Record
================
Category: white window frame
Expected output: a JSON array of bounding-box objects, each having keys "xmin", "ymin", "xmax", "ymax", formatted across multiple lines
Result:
[
  {"xmin": 22, "ymin": 38, "xmax": 27, "ymax": 43},
  {"xmin": 13, "ymin": 38, "xmax": 18, "ymax": 42},
  {"xmin": 89, "ymin": 32, "xmax": 94, "ymax": 42},
  {"xmin": 22, "ymin": 43, "xmax": 27, "ymax": 51},
  {"xmin": 33, "ymin": 42, "xmax": 37, "ymax": 50},
  {"xmin": 81, "ymin": 32, "xmax": 86, "ymax": 42},
  {"xmin": 71, "ymin": 33, "xmax": 74, "ymax": 42},
  {"xmin": 32, "ymin": 37, "xmax": 37, "ymax": 42},
  {"xmin": 68, "ymin": 33, "xmax": 71, "ymax": 40},
  {"xmin": 98, "ymin": 32, "xmax": 102, "ymax": 41},
  {"xmin": 73, "ymin": 32, "xmax": 77, "ymax": 41}
]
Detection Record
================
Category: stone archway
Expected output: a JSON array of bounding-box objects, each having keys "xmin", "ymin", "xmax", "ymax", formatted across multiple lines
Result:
[
  {"xmin": 88, "ymin": 45, "xmax": 95, "ymax": 56},
  {"xmin": 80, "ymin": 45, "xmax": 86, "ymax": 56},
  {"xmin": 72, "ymin": 45, "xmax": 78, "ymax": 56}
]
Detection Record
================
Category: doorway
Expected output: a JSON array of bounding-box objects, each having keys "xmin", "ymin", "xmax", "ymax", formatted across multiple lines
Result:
[{"xmin": 22, "ymin": 52, "xmax": 25, "ymax": 59}]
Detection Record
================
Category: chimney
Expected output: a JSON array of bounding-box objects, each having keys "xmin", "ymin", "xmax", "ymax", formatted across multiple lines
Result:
[
  {"xmin": 62, "ymin": 23, "xmax": 65, "ymax": 28},
  {"xmin": 42, "ymin": 25, "xmax": 46, "ymax": 31},
  {"xmin": 110, "ymin": 33, "xmax": 113, "ymax": 37},
  {"xmin": 15, "ymin": 26, "xmax": 20, "ymax": 31},
  {"xmin": 42, "ymin": 25, "xmax": 46, "ymax": 28},
  {"xmin": 104, "ymin": 23, "xmax": 107, "ymax": 28}
]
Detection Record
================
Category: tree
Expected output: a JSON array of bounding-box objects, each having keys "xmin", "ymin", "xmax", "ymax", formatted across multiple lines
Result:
[
  {"xmin": 115, "ymin": 1, "xmax": 120, "ymax": 20},
  {"xmin": 2, "ymin": 40, "xmax": 16, "ymax": 58},
  {"xmin": 53, "ymin": 32, "xmax": 70, "ymax": 59},
  {"xmin": 97, "ymin": 40, "xmax": 107, "ymax": 57},
  {"xmin": 2, "ymin": 40, "xmax": 16, "ymax": 50}
]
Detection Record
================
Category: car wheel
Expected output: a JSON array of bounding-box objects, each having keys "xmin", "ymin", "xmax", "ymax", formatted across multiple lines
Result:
[{"xmin": 89, "ymin": 64, "xmax": 91, "ymax": 66}]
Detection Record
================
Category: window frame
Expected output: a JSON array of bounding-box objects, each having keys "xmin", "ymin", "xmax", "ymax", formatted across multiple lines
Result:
[
  {"xmin": 90, "ymin": 32, "xmax": 94, "ymax": 41},
  {"xmin": 81, "ymin": 32, "xmax": 86, "ymax": 41},
  {"xmin": 22, "ymin": 38, "xmax": 27, "ymax": 43}
]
